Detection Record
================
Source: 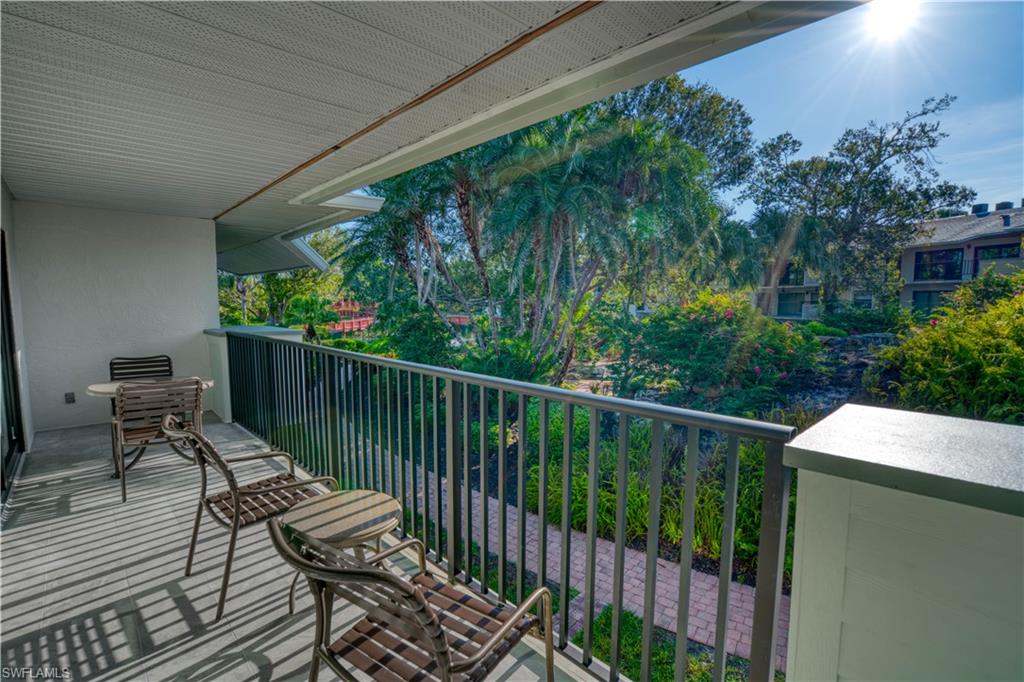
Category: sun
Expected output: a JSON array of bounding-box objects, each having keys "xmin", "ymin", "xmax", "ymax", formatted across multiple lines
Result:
[{"xmin": 864, "ymin": 0, "xmax": 922, "ymax": 42}]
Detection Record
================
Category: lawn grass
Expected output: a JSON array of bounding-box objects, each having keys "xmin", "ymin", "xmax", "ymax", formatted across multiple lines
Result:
[{"xmin": 573, "ymin": 606, "xmax": 784, "ymax": 681}]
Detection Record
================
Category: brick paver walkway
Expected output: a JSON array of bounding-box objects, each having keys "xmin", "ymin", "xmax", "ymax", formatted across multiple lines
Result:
[{"xmin": 409, "ymin": 471, "xmax": 789, "ymax": 671}]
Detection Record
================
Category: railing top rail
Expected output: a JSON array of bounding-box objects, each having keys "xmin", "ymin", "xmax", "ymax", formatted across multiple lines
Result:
[{"xmin": 224, "ymin": 329, "xmax": 796, "ymax": 442}]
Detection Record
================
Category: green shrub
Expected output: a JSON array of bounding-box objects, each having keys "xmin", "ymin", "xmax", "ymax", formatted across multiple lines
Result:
[
  {"xmin": 572, "ymin": 606, "xmax": 783, "ymax": 681},
  {"xmin": 523, "ymin": 407, "xmax": 813, "ymax": 579},
  {"xmin": 613, "ymin": 290, "xmax": 823, "ymax": 415},
  {"xmin": 319, "ymin": 336, "xmax": 394, "ymax": 356},
  {"xmin": 944, "ymin": 268, "xmax": 1024, "ymax": 312},
  {"xmin": 820, "ymin": 302, "xmax": 912, "ymax": 334},
  {"xmin": 799, "ymin": 321, "xmax": 847, "ymax": 338},
  {"xmin": 375, "ymin": 299, "xmax": 454, "ymax": 366},
  {"xmin": 460, "ymin": 335, "xmax": 555, "ymax": 382},
  {"xmin": 866, "ymin": 286, "xmax": 1024, "ymax": 424}
]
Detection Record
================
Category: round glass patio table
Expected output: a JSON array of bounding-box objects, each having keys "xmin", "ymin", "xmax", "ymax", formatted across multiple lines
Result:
[{"xmin": 281, "ymin": 489, "xmax": 403, "ymax": 612}]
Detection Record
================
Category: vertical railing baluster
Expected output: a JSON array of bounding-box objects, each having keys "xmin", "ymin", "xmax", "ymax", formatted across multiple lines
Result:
[
  {"xmin": 609, "ymin": 413, "xmax": 630, "ymax": 680},
  {"xmin": 750, "ymin": 440, "xmax": 791, "ymax": 681},
  {"xmin": 432, "ymin": 376, "xmax": 441, "ymax": 560},
  {"xmin": 420, "ymin": 375, "xmax": 429, "ymax": 548},
  {"xmin": 326, "ymin": 355, "xmax": 340, "ymax": 484},
  {"xmin": 398, "ymin": 370, "xmax": 407, "ymax": 536},
  {"xmin": 515, "ymin": 393, "xmax": 527, "ymax": 605},
  {"xmin": 376, "ymin": 366, "xmax": 384, "ymax": 492},
  {"xmin": 479, "ymin": 385, "xmax": 489, "ymax": 595},
  {"xmin": 558, "ymin": 402, "xmax": 573, "ymax": 647},
  {"xmin": 497, "ymin": 389, "xmax": 507, "ymax": 602},
  {"xmin": 582, "ymin": 406, "xmax": 599, "ymax": 665},
  {"xmin": 537, "ymin": 397, "xmax": 549, "ymax": 595},
  {"xmin": 386, "ymin": 367, "xmax": 394, "ymax": 501},
  {"xmin": 360, "ymin": 360, "xmax": 368, "ymax": 483},
  {"xmin": 641, "ymin": 420, "xmax": 665, "ymax": 681},
  {"xmin": 445, "ymin": 379, "xmax": 461, "ymax": 580},
  {"xmin": 408, "ymin": 371, "xmax": 417, "ymax": 539},
  {"xmin": 462, "ymin": 382, "xmax": 472, "ymax": 581},
  {"xmin": 712, "ymin": 435, "xmax": 741, "ymax": 682},
  {"xmin": 676, "ymin": 426, "xmax": 701, "ymax": 681}
]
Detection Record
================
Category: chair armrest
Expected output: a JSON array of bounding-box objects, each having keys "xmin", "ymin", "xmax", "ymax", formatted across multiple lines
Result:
[
  {"xmin": 366, "ymin": 538, "xmax": 425, "ymax": 574},
  {"xmin": 449, "ymin": 587, "xmax": 553, "ymax": 674},
  {"xmin": 224, "ymin": 451, "xmax": 295, "ymax": 474},
  {"xmin": 237, "ymin": 476, "xmax": 338, "ymax": 497}
]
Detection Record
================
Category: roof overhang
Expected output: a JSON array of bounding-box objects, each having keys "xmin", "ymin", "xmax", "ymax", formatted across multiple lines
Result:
[{"xmin": 1, "ymin": 1, "xmax": 860, "ymax": 274}]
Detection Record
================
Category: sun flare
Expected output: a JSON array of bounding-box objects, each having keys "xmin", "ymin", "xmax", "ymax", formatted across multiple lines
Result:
[{"xmin": 865, "ymin": 0, "xmax": 922, "ymax": 42}]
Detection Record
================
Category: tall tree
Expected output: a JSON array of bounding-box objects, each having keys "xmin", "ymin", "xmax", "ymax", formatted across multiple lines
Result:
[
  {"xmin": 744, "ymin": 95, "xmax": 976, "ymax": 302},
  {"xmin": 607, "ymin": 75, "xmax": 755, "ymax": 190}
]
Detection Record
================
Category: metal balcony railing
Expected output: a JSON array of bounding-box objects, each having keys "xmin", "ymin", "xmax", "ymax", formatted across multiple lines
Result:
[{"xmin": 224, "ymin": 329, "xmax": 796, "ymax": 681}]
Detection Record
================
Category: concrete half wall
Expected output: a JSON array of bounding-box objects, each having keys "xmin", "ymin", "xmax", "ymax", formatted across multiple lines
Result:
[{"xmin": 9, "ymin": 200, "xmax": 218, "ymax": 431}]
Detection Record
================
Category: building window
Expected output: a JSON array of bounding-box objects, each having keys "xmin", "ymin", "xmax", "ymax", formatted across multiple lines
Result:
[
  {"xmin": 778, "ymin": 292, "xmax": 804, "ymax": 317},
  {"xmin": 852, "ymin": 292, "xmax": 873, "ymax": 308},
  {"xmin": 912, "ymin": 290, "xmax": 952, "ymax": 314},
  {"xmin": 976, "ymin": 243, "xmax": 1021, "ymax": 260},
  {"xmin": 914, "ymin": 248, "xmax": 963, "ymax": 281},
  {"xmin": 779, "ymin": 262, "xmax": 805, "ymax": 286}
]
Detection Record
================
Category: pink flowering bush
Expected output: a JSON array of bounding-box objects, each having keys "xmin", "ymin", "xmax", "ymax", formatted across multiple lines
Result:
[{"xmin": 613, "ymin": 290, "xmax": 823, "ymax": 415}]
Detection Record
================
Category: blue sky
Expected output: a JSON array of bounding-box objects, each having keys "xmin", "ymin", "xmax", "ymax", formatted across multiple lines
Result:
[{"xmin": 680, "ymin": 0, "xmax": 1023, "ymax": 218}]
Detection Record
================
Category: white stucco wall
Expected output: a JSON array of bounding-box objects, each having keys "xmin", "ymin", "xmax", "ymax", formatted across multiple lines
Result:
[
  {"xmin": 787, "ymin": 472, "xmax": 1023, "ymax": 681},
  {"xmin": 10, "ymin": 201, "xmax": 218, "ymax": 431}
]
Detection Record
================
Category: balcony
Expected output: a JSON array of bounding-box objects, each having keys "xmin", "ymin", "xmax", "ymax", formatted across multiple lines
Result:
[
  {"xmin": 2, "ymin": 3, "xmax": 1022, "ymax": 680},
  {"xmin": 1, "ymin": 419, "xmax": 575, "ymax": 681}
]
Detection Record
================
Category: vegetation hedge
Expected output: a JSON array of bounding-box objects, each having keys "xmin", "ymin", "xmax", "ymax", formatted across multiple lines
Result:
[
  {"xmin": 866, "ymin": 270, "xmax": 1024, "ymax": 424},
  {"xmin": 520, "ymin": 402, "xmax": 815, "ymax": 581},
  {"xmin": 613, "ymin": 291, "xmax": 823, "ymax": 415},
  {"xmin": 572, "ymin": 605, "xmax": 784, "ymax": 681}
]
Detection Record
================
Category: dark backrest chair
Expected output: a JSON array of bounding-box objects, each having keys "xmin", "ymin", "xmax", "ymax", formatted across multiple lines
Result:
[
  {"xmin": 162, "ymin": 416, "xmax": 337, "ymax": 621},
  {"xmin": 267, "ymin": 519, "xmax": 554, "ymax": 682},
  {"xmin": 109, "ymin": 355, "xmax": 173, "ymax": 381},
  {"xmin": 112, "ymin": 378, "xmax": 203, "ymax": 502}
]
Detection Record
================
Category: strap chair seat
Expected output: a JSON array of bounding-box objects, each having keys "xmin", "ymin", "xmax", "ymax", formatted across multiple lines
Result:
[
  {"xmin": 267, "ymin": 520, "xmax": 554, "ymax": 682},
  {"xmin": 331, "ymin": 573, "xmax": 538, "ymax": 682},
  {"xmin": 206, "ymin": 472, "xmax": 326, "ymax": 527},
  {"xmin": 163, "ymin": 415, "xmax": 337, "ymax": 621}
]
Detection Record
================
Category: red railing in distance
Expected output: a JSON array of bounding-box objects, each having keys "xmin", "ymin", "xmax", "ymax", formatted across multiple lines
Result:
[{"xmin": 327, "ymin": 316, "xmax": 375, "ymax": 333}]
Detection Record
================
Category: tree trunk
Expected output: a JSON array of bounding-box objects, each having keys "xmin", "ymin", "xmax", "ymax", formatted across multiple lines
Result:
[{"xmin": 455, "ymin": 179, "xmax": 500, "ymax": 348}]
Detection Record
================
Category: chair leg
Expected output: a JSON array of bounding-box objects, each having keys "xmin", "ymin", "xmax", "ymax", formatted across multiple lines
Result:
[
  {"xmin": 288, "ymin": 571, "xmax": 300, "ymax": 615},
  {"xmin": 185, "ymin": 500, "xmax": 203, "ymax": 576},
  {"xmin": 309, "ymin": 648, "xmax": 321, "ymax": 682},
  {"xmin": 543, "ymin": 594, "xmax": 554, "ymax": 682},
  {"xmin": 115, "ymin": 440, "xmax": 127, "ymax": 503},
  {"xmin": 215, "ymin": 519, "xmax": 240, "ymax": 621}
]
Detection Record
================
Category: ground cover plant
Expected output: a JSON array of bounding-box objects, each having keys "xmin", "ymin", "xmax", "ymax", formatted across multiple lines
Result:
[
  {"xmin": 572, "ymin": 606, "xmax": 785, "ymax": 681},
  {"xmin": 866, "ymin": 270, "xmax": 1024, "ymax": 424}
]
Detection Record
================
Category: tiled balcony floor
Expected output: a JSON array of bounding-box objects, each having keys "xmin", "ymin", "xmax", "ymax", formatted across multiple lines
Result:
[{"xmin": 1, "ymin": 419, "xmax": 584, "ymax": 681}]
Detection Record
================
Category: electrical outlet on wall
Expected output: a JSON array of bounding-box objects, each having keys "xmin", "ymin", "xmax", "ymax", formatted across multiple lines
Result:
[{"xmin": 64, "ymin": 392, "xmax": 75, "ymax": 404}]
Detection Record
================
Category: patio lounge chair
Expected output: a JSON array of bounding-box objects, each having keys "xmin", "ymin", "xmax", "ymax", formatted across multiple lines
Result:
[
  {"xmin": 267, "ymin": 518, "xmax": 555, "ymax": 682},
  {"xmin": 112, "ymin": 377, "xmax": 203, "ymax": 502},
  {"xmin": 163, "ymin": 415, "xmax": 338, "ymax": 621}
]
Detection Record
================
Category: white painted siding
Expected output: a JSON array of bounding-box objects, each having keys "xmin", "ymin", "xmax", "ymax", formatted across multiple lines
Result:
[
  {"xmin": 10, "ymin": 200, "xmax": 218, "ymax": 431},
  {"xmin": 788, "ymin": 472, "xmax": 1024, "ymax": 681}
]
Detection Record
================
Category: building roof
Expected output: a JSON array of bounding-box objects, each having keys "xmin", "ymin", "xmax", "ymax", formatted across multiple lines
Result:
[
  {"xmin": 911, "ymin": 206, "xmax": 1024, "ymax": 247},
  {"xmin": 1, "ymin": 1, "xmax": 855, "ymax": 273}
]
